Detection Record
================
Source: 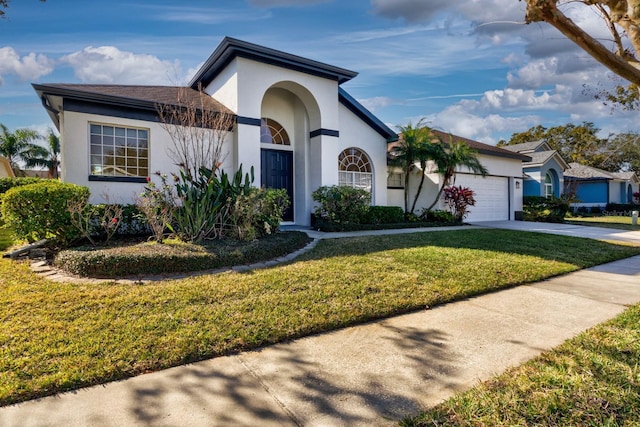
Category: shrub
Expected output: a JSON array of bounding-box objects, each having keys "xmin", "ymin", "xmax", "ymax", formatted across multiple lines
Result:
[
  {"xmin": 54, "ymin": 231, "xmax": 310, "ymax": 277},
  {"xmin": 312, "ymin": 185, "xmax": 370, "ymax": 225},
  {"xmin": 1, "ymin": 181, "xmax": 89, "ymax": 245},
  {"xmin": 0, "ymin": 177, "xmax": 46, "ymax": 194},
  {"xmin": 363, "ymin": 206, "xmax": 404, "ymax": 224},
  {"xmin": 443, "ymin": 185, "xmax": 476, "ymax": 223},
  {"xmin": 422, "ymin": 209, "xmax": 456, "ymax": 223},
  {"xmin": 523, "ymin": 195, "xmax": 572, "ymax": 223}
]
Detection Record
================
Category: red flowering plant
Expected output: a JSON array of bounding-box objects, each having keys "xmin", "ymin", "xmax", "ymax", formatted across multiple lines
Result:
[
  {"xmin": 634, "ymin": 191, "xmax": 640, "ymax": 204},
  {"xmin": 443, "ymin": 185, "xmax": 476, "ymax": 223}
]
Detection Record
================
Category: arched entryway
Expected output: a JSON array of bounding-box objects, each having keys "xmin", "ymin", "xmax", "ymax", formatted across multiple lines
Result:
[{"xmin": 260, "ymin": 118, "xmax": 294, "ymax": 221}]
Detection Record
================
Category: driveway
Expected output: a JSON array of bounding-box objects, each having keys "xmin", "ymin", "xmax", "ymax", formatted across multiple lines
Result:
[{"xmin": 471, "ymin": 220, "xmax": 640, "ymax": 245}]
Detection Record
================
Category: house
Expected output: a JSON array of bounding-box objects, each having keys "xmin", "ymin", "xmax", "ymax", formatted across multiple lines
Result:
[
  {"xmin": 564, "ymin": 163, "xmax": 640, "ymax": 208},
  {"xmin": 501, "ymin": 141, "xmax": 568, "ymax": 198},
  {"xmin": 33, "ymin": 36, "xmax": 528, "ymax": 225},
  {"xmin": 387, "ymin": 131, "xmax": 530, "ymax": 222}
]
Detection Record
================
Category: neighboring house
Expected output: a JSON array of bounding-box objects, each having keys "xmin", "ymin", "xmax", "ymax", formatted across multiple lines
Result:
[
  {"xmin": 0, "ymin": 157, "xmax": 14, "ymax": 178},
  {"xmin": 33, "ymin": 36, "xmax": 528, "ymax": 225},
  {"xmin": 564, "ymin": 162, "xmax": 640, "ymax": 208},
  {"xmin": 501, "ymin": 141, "xmax": 568, "ymax": 198},
  {"xmin": 387, "ymin": 131, "xmax": 531, "ymax": 222}
]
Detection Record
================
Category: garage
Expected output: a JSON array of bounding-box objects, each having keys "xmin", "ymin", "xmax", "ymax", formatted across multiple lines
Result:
[{"xmin": 454, "ymin": 174, "xmax": 510, "ymax": 222}]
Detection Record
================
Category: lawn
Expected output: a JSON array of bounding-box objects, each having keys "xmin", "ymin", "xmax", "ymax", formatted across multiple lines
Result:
[
  {"xmin": 1, "ymin": 229, "xmax": 639, "ymax": 406},
  {"xmin": 402, "ymin": 302, "xmax": 640, "ymax": 426},
  {"xmin": 0, "ymin": 225, "xmax": 13, "ymax": 251},
  {"xmin": 566, "ymin": 215, "xmax": 640, "ymax": 231}
]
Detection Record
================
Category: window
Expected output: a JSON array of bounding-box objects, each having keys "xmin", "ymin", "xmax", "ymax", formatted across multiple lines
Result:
[
  {"xmin": 387, "ymin": 172, "xmax": 404, "ymax": 189},
  {"xmin": 260, "ymin": 118, "xmax": 290, "ymax": 145},
  {"xmin": 90, "ymin": 123, "xmax": 149, "ymax": 178},
  {"xmin": 544, "ymin": 173, "xmax": 554, "ymax": 198},
  {"xmin": 339, "ymin": 147, "xmax": 372, "ymax": 192}
]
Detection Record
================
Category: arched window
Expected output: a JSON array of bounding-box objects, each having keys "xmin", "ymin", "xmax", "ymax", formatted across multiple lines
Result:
[
  {"xmin": 544, "ymin": 172, "xmax": 554, "ymax": 198},
  {"xmin": 260, "ymin": 118, "xmax": 290, "ymax": 145},
  {"xmin": 339, "ymin": 147, "xmax": 373, "ymax": 192}
]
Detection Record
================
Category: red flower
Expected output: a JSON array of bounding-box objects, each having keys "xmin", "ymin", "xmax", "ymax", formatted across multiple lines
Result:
[
  {"xmin": 111, "ymin": 218, "xmax": 118, "ymax": 224},
  {"xmin": 146, "ymin": 176, "xmax": 151, "ymax": 183}
]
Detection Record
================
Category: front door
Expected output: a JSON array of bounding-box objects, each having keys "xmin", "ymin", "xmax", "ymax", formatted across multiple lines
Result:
[{"xmin": 261, "ymin": 149, "xmax": 294, "ymax": 221}]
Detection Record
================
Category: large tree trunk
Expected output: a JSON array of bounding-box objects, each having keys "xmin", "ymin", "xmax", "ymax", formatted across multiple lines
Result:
[{"xmin": 524, "ymin": 0, "xmax": 640, "ymax": 85}]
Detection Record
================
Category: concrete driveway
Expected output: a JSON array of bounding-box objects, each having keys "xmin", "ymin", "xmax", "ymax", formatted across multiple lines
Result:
[{"xmin": 471, "ymin": 220, "xmax": 640, "ymax": 245}]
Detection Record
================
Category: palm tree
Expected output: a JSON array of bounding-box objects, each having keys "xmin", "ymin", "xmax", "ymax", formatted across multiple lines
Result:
[
  {"xmin": 425, "ymin": 134, "xmax": 489, "ymax": 211},
  {"xmin": 390, "ymin": 121, "xmax": 444, "ymax": 214},
  {"xmin": 24, "ymin": 128, "xmax": 60, "ymax": 178},
  {"xmin": 0, "ymin": 123, "xmax": 43, "ymax": 175}
]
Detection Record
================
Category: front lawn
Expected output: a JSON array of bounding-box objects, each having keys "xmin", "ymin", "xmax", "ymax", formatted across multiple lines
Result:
[
  {"xmin": 1, "ymin": 229, "xmax": 639, "ymax": 406},
  {"xmin": 0, "ymin": 225, "xmax": 12, "ymax": 251},
  {"xmin": 402, "ymin": 302, "xmax": 640, "ymax": 426},
  {"xmin": 566, "ymin": 215, "xmax": 640, "ymax": 231}
]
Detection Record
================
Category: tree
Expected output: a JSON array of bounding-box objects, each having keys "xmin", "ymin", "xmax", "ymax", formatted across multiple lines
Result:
[
  {"xmin": 1, "ymin": 0, "xmax": 46, "ymax": 18},
  {"xmin": 0, "ymin": 123, "xmax": 43, "ymax": 174},
  {"xmin": 523, "ymin": 1, "xmax": 640, "ymax": 108},
  {"xmin": 425, "ymin": 135, "xmax": 488, "ymax": 211},
  {"xmin": 156, "ymin": 86, "xmax": 235, "ymax": 180},
  {"xmin": 23, "ymin": 128, "xmax": 60, "ymax": 178},
  {"xmin": 389, "ymin": 121, "xmax": 445, "ymax": 214}
]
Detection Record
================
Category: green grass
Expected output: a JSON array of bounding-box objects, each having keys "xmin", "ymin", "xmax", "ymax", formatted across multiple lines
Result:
[
  {"xmin": 566, "ymin": 215, "xmax": 640, "ymax": 231},
  {"xmin": 0, "ymin": 226, "xmax": 12, "ymax": 251},
  {"xmin": 401, "ymin": 302, "xmax": 640, "ymax": 426},
  {"xmin": 1, "ymin": 229, "xmax": 639, "ymax": 406}
]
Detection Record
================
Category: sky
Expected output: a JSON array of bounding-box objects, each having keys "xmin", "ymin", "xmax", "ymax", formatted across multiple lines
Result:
[{"xmin": 0, "ymin": 0, "xmax": 638, "ymax": 145}]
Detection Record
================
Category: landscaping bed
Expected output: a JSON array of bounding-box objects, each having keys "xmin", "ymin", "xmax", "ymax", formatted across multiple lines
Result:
[
  {"xmin": 1, "ymin": 229, "xmax": 639, "ymax": 406},
  {"xmin": 54, "ymin": 231, "xmax": 311, "ymax": 277}
]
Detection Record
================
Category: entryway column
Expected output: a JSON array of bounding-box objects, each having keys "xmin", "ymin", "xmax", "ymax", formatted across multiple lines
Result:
[
  {"xmin": 309, "ymin": 133, "xmax": 339, "ymax": 192},
  {"xmin": 235, "ymin": 121, "xmax": 261, "ymax": 183}
]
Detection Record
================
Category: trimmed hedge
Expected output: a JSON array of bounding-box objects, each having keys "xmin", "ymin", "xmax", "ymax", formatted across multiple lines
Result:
[
  {"xmin": 0, "ymin": 177, "xmax": 48, "ymax": 194},
  {"xmin": 1, "ymin": 181, "xmax": 89, "ymax": 244},
  {"xmin": 523, "ymin": 195, "xmax": 571, "ymax": 223},
  {"xmin": 363, "ymin": 206, "xmax": 404, "ymax": 224},
  {"xmin": 54, "ymin": 231, "xmax": 311, "ymax": 277}
]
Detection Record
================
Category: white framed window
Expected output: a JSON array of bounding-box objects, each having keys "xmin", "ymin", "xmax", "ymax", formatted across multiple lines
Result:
[
  {"xmin": 260, "ymin": 118, "xmax": 290, "ymax": 145},
  {"xmin": 387, "ymin": 172, "xmax": 404, "ymax": 189},
  {"xmin": 338, "ymin": 147, "xmax": 372, "ymax": 192},
  {"xmin": 544, "ymin": 173, "xmax": 554, "ymax": 198},
  {"xmin": 89, "ymin": 123, "xmax": 149, "ymax": 178}
]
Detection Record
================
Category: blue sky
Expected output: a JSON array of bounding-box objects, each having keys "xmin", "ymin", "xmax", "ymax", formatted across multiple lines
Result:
[{"xmin": 0, "ymin": 0, "xmax": 637, "ymax": 145}]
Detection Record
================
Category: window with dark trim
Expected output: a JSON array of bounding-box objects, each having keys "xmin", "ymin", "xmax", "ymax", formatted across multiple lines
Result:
[{"xmin": 89, "ymin": 123, "xmax": 149, "ymax": 178}]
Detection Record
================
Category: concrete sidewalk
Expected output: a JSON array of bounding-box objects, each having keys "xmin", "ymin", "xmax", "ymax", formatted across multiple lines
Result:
[{"xmin": 2, "ymin": 223, "xmax": 640, "ymax": 426}]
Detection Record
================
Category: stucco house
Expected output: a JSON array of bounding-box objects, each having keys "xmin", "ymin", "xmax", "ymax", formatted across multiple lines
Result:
[
  {"xmin": 564, "ymin": 163, "xmax": 639, "ymax": 208},
  {"xmin": 33, "ymin": 37, "xmax": 527, "ymax": 225},
  {"xmin": 501, "ymin": 141, "xmax": 568, "ymax": 198}
]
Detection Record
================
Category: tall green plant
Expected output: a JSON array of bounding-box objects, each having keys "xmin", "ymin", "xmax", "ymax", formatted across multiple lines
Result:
[
  {"xmin": 0, "ymin": 124, "xmax": 43, "ymax": 174},
  {"xmin": 390, "ymin": 121, "xmax": 444, "ymax": 214},
  {"xmin": 426, "ymin": 135, "xmax": 488, "ymax": 211}
]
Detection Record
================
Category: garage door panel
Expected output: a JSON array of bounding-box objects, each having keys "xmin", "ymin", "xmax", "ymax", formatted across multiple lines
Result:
[{"xmin": 454, "ymin": 175, "xmax": 509, "ymax": 221}]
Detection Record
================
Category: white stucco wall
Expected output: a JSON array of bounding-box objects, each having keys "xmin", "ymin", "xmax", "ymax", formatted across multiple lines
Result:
[
  {"xmin": 60, "ymin": 111, "xmax": 234, "ymax": 205},
  {"xmin": 337, "ymin": 103, "xmax": 389, "ymax": 207}
]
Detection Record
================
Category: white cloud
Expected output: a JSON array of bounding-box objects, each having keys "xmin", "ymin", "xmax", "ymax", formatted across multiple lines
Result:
[
  {"xmin": 60, "ymin": 46, "xmax": 185, "ymax": 85},
  {"xmin": 0, "ymin": 47, "xmax": 54, "ymax": 85},
  {"xmin": 149, "ymin": 6, "xmax": 271, "ymax": 24},
  {"xmin": 358, "ymin": 96, "xmax": 396, "ymax": 111}
]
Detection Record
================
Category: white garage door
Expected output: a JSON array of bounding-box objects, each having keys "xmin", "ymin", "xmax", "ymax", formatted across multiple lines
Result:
[{"xmin": 454, "ymin": 175, "xmax": 509, "ymax": 222}]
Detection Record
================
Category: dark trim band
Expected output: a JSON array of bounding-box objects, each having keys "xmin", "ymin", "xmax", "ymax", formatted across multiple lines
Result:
[
  {"xmin": 310, "ymin": 128, "xmax": 339, "ymax": 138},
  {"xmin": 89, "ymin": 175, "xmax": 148, "ymax": 184},
  {"xmin": 65, "ymin": 99, "xmax": 161, "ymax": 123},
  {"xmin": 237, "ymin": 116, "xmax": 262, "ymax": 126}
]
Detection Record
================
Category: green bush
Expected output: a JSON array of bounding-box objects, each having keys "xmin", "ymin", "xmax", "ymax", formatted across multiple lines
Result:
[
  {"xmin": 312, "ymin": 185, "xmax": 370, "ymax": 225},
  {"xmin": 0, "ymin": 177, "xmax": 47, "ymax": 194},
  {"xmin": 422, "ymin": 209, "xmax": 456, "ymax": 223},
  {"xmin": 363, "ymin": 206, "xmax": 404, "ymax": 224},
  {"xmin": 54, "ymin": 231, "xmax": 310, "ymax": 277},
  {"xmin": 523, "ymin": 195, "xmax": 572, "ymax": 223},
  {"xmin": 1, "ymin": 181, "xmax": 89, "ymax": 245}
]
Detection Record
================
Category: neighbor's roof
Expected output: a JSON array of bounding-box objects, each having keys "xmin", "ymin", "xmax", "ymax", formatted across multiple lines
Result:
[
  {"xmin": 500, "ymin": 140, "xmax": 549, "ymax": 153},
  {"xmin": 32, "ymin": 83, "xmax": 232, "ymax": 113},
  {"xmin": 565, "ymin": 162, "xmax": 639, "ymax": 181},
  {"xmin": 190, "ymin": 36, "xmax": 358, "ymax": 89},
  {"xmin": 388, "ymin": 130, "xmax": 531, "ymax": 161}
]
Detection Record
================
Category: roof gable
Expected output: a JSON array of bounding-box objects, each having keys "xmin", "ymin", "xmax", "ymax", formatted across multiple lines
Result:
[{"xmin": 189, "ymin": 37, "xmax": 358, "ymax": 89}]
